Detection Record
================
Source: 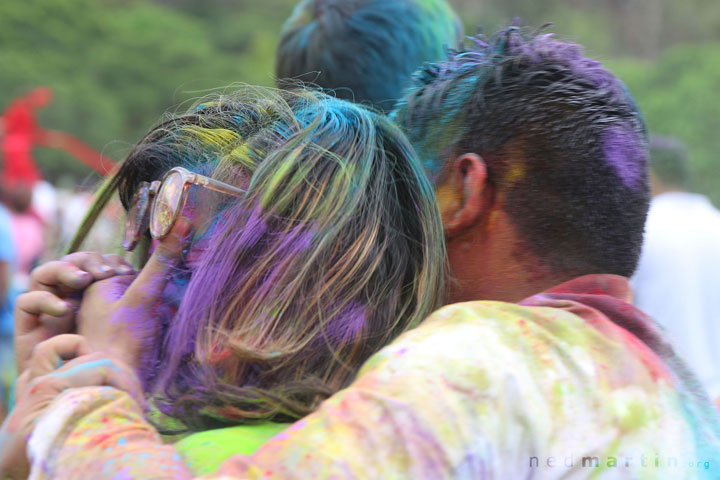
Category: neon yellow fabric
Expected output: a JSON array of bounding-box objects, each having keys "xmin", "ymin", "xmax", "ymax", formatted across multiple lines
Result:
[{"xmin": 174, "ymin": 422, "xmax": 289, "ymax": 476}]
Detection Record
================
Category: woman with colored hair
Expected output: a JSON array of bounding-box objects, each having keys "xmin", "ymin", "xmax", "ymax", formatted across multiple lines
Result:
[{"xmin": 1, "ymin": 87, "xmax": 445, "ymax": 478}]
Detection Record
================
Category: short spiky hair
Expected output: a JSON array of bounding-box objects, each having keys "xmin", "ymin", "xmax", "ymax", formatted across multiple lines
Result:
[
  {"xmin": 275, "ymin": 0, "xmax": 462, "ymax": 112},
  {"xmin": 394, "ymin": 26, "xmax": 651, "ymax": 277}
]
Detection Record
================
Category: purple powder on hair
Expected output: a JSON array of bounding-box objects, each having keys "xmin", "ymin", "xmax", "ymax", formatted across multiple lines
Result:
[
  {"xmin": 513, "ymin": 34, "xmax": 625, "ymax": 101},
  {"xmin": 326, "ymin": 301, "xmax": 367, "ymax": 343},
  {"xmin": 275, "ymin": 224, "xmax": 315, "ymax": 255},
  {"xmin": 233, "ymin": 205, "xmax": 269, "ymax": 248},
  {"xmin": 603, "ymin": 125, "xmax": 648, "ymax": 190}
]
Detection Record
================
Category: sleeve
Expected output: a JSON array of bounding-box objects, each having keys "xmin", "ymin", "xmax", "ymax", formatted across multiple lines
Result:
[
  {"xmin": 30, "ymin": 304, "xmax": 539, "ymax": 480},
  {"xmin": 29, "ymin": 387, "xmax": 193, "ymax": 480}
]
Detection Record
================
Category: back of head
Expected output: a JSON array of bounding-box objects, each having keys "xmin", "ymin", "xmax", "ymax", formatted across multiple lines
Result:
[
  {"xmin": 275, "ymin": 0, "xmax": 462, "ymax": 112},
  {"xmin": 394, "ymin": 26, "xmax": 650, "ymax": 278},
  {"xmin": 130, "ymin": 89, "xmax": 446, "ymax": 430},
  {"xmin": 649, "ymin": 135, "xmax": 690, "ymax": 191}
]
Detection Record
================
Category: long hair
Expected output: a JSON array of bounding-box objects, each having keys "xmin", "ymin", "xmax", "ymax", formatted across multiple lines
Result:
[{"xmin": 126, "ymin": 89, "xmax": 446, "ymax": 430}]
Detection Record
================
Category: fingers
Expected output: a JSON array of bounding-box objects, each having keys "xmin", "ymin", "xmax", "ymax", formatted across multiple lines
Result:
[
  {"xmin": 47, "ymin": 353, "xmax": 145, "ymax": 406},
  {"xmin": 63, "ymin": 251, "xmax": 134, "ymax": 278},
  {"xmin": 15, "ymin": 334, "xmax": 89, "ymax": 400},
  {"xmin": 16, "ymin": 334, "xmax": 91, "ymax": 399},
  {"xmin": 102, "ymin": 254, "xmax": 135, "ymax": 275},
  {"xmin": 14, "ymin": 291, "xmax": 74, "ymax": 373},
  {"xmin": 30, "ymin": 252, "xmax": 135, "ymax": 294},
  {"xmin": 26, "ymin": 334, "xmax": 91, "ymax": 382},
  {"xmin": 123, "ymin": 217, "xmax": 191, "ymax": 308},
  {"xmin": 14, "ymin": 291, "xmax": 73, "ymax": 336},
  {"xmin": 30, "ymin": 260, "xmax": 93, "ymax": 293}
]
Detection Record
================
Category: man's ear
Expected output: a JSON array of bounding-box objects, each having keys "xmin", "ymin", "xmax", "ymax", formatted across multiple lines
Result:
[{"xmin": 442, "ymin": 153, "xmax": 489, "ymax": 239}]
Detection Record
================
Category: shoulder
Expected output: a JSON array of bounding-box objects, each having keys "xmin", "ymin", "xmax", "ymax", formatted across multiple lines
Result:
[{"xmin": 355, "ymin": 300, "xmax": 592, "ymax": 393}]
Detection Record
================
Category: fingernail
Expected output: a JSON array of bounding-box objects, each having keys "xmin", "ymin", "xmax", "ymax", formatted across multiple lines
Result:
[
  {"xmin": 56, "ymin": 300, "xmax": 71, "ymax": 312},
  {"xmin": 98, "ymin": 265, "xmax": 114, "ymax": 274},
  {"xmin": 117, "ymin": 265, "xmax": 134, "ymax": 275}
]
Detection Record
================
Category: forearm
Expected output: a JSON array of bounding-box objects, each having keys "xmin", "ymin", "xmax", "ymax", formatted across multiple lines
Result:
[
  {"xmin": 28, "ymin": 386, "xmax": 396, "ymax": 480},
  {"xmin": 29, "ymin": 387, "xmax": 193, "ymax": 480}
]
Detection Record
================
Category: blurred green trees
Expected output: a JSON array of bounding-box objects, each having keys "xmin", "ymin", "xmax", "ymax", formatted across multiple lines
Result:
[
  {"xmin": 611, "ymin": 44, "xmax": 720, "ymax": 201},
  {"xmin": 0, "ymin": 0, "xmax": 288, "ymax": 182},
  {"xmin": 457, "ymin": 0, "xmax": 720, "ymax": 204},
  {"xmin": 1, "ymin": 0, "xmax": 719, "ymax": 203}
]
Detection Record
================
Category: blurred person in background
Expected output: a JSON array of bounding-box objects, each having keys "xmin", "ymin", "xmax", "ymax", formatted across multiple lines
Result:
[
  {"xmin": 632, "ymin": 135, "xmax": 720, "ymax": 401},
  {"xmin": 275, "ymin": 0, "xmax": 463, "ymax": 112},
  {"xmin": 0, "ymin": 187, "xmax": 17, "ymax": 422},
  {"xmin": 0, "ymin": 87, "xmax": 51, "ymax": 188},
  {"xmin": 0, "ymin": 182, "xmax": 45, "ymax": 291}
]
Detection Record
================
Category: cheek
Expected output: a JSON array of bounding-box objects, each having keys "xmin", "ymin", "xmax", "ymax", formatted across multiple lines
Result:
[
  {"xmin": 184, "ymin": 236, "xmax": 210, "ymax": 268},
  {"xmin": 160, "ymin": 274, "xmax": 189, "ymax": 311}
]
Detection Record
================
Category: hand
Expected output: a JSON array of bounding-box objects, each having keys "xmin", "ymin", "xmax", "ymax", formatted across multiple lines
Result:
[
  {"xmin": 76, "ymin": 219, "xmax": 190, "ymax": 371},
  {"xmin": 14, "ymin": 252, "xmax": 135, "ymax": 374},
  {"xmin": 15, "ymin": 252, "xmax": 134, "ymax": 373},
  {"xmin": 0, "ymin": 335, "xmax": 142, "ymax": 480}
]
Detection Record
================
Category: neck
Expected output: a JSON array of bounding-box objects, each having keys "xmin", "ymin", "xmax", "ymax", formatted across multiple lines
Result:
[
  {"xmin": 447, "ymin": 252, "xmax": 570, "ymax": 304},
  {"xmin": 445, "ymin": 210, "xmax": 572, "ymax": 304}
]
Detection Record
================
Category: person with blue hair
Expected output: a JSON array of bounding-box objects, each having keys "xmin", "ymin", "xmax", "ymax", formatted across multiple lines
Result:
[{"xmin": 275, "ymin": 0, "xmax": 463, "ymax": 112}]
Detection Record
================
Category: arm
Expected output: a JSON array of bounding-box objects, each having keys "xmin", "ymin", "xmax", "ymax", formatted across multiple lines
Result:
[
  {"xmin": 31, "ymin": 304, "xmax": 536, "ymax": 479},
  {"xmin": 29, "ymin": 387, "xmax": 192, "ymax": 480}
]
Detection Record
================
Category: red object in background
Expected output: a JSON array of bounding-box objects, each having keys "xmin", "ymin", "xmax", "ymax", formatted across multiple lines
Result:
[
  {"xmin": 1, "ymin": 87, "xmax": 115, "ymax": 183},
  {"xmin": 0, "ymin": 87, "xmax": 50, "ymax": 185}
]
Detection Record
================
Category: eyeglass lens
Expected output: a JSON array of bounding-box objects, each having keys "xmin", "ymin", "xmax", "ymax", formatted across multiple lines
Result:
[
  {"xmin": 123, "ymin": 183, "xmax": 150, "ymax": 251},
  {"xmin": 151, "ymin": 170, "xmax": 185, "ymax": 238}
]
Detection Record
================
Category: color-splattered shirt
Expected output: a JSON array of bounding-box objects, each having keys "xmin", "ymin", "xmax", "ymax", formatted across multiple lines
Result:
[{"xmin": 28, "ymin": 275, "xmax": 720, "ymax": 479}]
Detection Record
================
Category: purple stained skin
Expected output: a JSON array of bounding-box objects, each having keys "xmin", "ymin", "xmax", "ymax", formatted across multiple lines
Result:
[{"xmin": 603, "ymin": 125, "xmax": 648, "ymax": 190}]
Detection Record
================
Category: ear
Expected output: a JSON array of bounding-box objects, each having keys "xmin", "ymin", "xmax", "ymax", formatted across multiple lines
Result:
[{"xmin": 442, "ymin": 153, "xmax": 489, "ymax": 239}]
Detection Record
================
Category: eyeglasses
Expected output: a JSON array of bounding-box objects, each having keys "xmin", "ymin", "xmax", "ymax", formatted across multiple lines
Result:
[{"xmin": 122, "ymin": 166, "xmax": 245, "ymax": 251}]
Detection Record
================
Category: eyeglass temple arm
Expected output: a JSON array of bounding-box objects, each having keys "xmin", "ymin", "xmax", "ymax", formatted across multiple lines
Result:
[{"xmin": 192, "ymin": 175, "xmax": 245, "ymax": 198}]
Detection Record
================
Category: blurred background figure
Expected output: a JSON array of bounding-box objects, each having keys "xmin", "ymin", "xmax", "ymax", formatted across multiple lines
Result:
[
  {"xmin": 0, "ymin": 87, "xmax": 51, "ymax": 187},
  {"xmin": 275, "ymin": 0, "xmax": 462, "ymax": 111},
  {"xmin": 632, "ymin": 135, "xmax": 720, "ymax": 399},
  {"xmin": 0, "ymin": 88, "xmax": 52, "ymax": 290},
  {"xmin": 0, "ymin": 187, "xmax": 17, "ymax": 422},
  {"xmin": 0, "ymin": 182, "xmax": 44, "ymax": 291}
]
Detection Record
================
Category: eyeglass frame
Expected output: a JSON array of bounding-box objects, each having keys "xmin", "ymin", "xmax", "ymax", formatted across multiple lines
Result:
[{"xmin": 123, "ymin": 166, "xmax": 245, "ymax": 252}]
